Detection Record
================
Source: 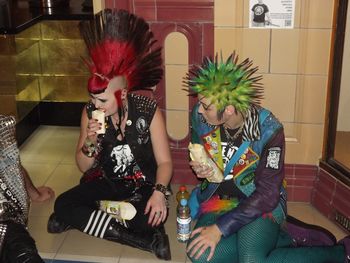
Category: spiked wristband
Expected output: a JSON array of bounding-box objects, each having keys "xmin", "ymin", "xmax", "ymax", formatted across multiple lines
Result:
[
  {"xmin": 154, "ymin": 183, "xmax": 167, "ymax": 196},
  {"xmin": 81, "ymin": 139, "xmax": 96, "ymax": 158}
]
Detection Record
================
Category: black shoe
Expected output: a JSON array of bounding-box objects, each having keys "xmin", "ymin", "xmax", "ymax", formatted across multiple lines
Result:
[
  {"xmin": 104, "ymin": 221, "xmax": 171, "ymax": 260},
  {"xmin": 151, "ymin": 229, "xmax": 171, "ymax": 261},
  {"xmin": 47, "ymin": 213, "xmax": 71, "ymax": 233}
]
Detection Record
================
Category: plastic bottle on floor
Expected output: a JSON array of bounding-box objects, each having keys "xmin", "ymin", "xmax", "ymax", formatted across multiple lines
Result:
[
  {"xmin": 177, "ymin": 198, "xmax": 191, "ymax": 242},
  {"xmin": 176, "ymin": 185, "xmax": 190, "ymax": 204}
]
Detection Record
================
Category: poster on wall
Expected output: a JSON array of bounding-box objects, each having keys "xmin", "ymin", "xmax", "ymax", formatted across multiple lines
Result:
[{"xmin": 249, "ymin": 0, "xmax": 295, "ymax": 29}]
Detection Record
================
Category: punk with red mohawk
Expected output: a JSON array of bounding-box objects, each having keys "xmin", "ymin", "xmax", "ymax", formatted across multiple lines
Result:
[
  {"xmin": 79, "ymin": 8, "xmax": 163, "ymax": 94},
  {"xmin": 48, "ymin": 9, "xmax": 172, "ymax": 261}
]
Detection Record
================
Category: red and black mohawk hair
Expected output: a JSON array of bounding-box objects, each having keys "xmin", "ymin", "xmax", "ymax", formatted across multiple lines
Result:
[{"xmin": 79, "ymin": 9, "xmax": 163, "ymax": 94}]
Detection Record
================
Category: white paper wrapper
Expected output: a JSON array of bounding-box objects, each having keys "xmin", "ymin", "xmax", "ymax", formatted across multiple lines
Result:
[
  {"xmin": 100, "ymin": 201, "xmax": 136, "ymax": 221},
  {"xmin": 188, "ymin": 143, "xmax": 223, "ymax": 183},
  {"xmin": 92, "ymin": 110, "xmax": 105, "ymax": 134}
]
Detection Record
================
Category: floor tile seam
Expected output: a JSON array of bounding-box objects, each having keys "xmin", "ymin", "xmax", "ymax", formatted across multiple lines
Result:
[
  {"xmin": 45, "ymin": 260, "xmax": 97, "ymax": 263},
  {"xmin": 52, "ymin": 231, "xmax": 70, "ymax": 261},
  {"xmin": 52, "ymin": 231, "xmax": 119, "ymax": 263},
  {"xmin": 43, "ymin": 161, "xmax": 63, "ymax": 186},
  {"xmin": 53, "ymin": 252, "xmax": 117, "ymax": 263},
  {"xmin": 113, "ymin": 250, "xmax": 120, "ymax": 263}
]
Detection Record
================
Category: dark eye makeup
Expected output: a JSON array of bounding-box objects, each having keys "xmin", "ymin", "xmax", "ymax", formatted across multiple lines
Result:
[{"xmin": 89, "ymin": 94, "xmax": 107, "ymax": 103}]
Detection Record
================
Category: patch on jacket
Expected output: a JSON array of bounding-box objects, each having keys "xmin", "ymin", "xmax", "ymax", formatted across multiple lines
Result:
[
  {"xmin": 136, "ymin": 116, "xmax": 148, "ymax": 134},
  {"xmin": 266, "ymin": 147, "xmax": 281, "ymax": 170},
  {"xmin": 232, "ymin": 147, "xmax": 259, "ymax": 178},
  {"xmin": 240, "ymin": 173, "xmax": 255, "ymax": 186},
  {"xmin": 136, "ymin": 116, "xmax": 150, "ymax": 144}
]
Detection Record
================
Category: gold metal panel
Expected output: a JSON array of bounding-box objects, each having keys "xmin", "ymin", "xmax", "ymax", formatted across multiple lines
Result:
[
  {"xmin": 40, "ymin": 75, "xmax": 89, "ymax": 102},
  {"xmin": 40, "ymin": 39, "xmax": 89, "ymax": 75},
  {"xmin": 16, "ymin": 75, "xmax": 40, "ymax": 95},
  {"xmin": 16, "ymin": 23, "xmax": 41, "ymax": 40},
  {"xmin": 16, "ymin": 42, "xmax": 41, "ymax": 74},
  {"xmin": 41, "ymin": 21, "xmax": 82, "ymax": 40},
  {"xmin": 15, "ymin": 75, "xmax": 40, "ymax": 121},
  {"xmin": 15, "ymin": 38, "xmax": 40, "ymax": 54},
  {"xmin": 3, "ymin": 20, "xmax": 92, "ymax": 106}
]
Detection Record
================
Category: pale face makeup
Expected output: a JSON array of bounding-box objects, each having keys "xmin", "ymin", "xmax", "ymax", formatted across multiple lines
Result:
[{"xmin": 89, "ymin": 76, "xmax": 126, "ymax": 117}]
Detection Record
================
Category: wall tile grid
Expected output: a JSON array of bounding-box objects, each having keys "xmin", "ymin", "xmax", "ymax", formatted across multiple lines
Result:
[
  {"xmin": 214, "ymin": 0, "xmax": 334, "ymax": 165},
  {"xmin": 171, "ymin": 148, "xmax": 199, "ymax": 185},
  {"xmin": 312, "ymin": 168, "xmax": 350, "ymax": 231},
  {"xmin": 285, "ymin": 164, "xmax": 318, "ymax": 202}
]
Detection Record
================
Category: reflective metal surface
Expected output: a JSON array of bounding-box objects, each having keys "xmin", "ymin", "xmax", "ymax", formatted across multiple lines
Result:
[{"xmin": 0, "ymin": 20, "xmax": 89, "ymax": 120}]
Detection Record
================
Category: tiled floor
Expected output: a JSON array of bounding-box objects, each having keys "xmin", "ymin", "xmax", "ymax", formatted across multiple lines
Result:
[{"xmin": 21, "ymin": 126, "xmax": 347, "ymax": 263}]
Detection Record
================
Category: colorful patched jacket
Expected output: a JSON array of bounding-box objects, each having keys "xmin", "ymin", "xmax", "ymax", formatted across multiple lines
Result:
[{"xmin": 191, "ymin": 103, "xmax": 287, "ymax": 237}]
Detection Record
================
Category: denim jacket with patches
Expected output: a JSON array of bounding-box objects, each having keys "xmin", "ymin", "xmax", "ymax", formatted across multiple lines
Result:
[{"xmin": 191, "ymin": 103, "xmax": 287, "ymax": 237}]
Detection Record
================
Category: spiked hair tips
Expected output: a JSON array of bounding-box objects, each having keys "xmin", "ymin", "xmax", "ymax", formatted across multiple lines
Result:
[
  {"xmin": 185, "ymin": 52, "xmax": 263, "ymax": 113},
  {"xmin": 79, "ymin": 9, "xmax": 163, "ymax": 94}
]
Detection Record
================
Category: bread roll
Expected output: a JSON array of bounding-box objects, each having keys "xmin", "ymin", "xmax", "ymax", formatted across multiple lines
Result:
[
  {"xmin": 188, "ymin": 143, "xmax": 223, "ymax": 183},
  {"xmin": 92, "ymin": 110, "xmax": 105, "ymax": 134}
]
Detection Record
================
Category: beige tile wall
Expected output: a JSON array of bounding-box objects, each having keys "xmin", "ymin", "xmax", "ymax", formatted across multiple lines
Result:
[
  {"xmin": 93, "ymin": 0, "xmax": 104, "ymax": 13},
  {"xmin": 214, "ymin": 0, "xmax": 334, "ymax": 164},
  {"xmin": 165, "ymin": 32, "xmax": 189, "ymax": 141},
  {"xmin": 338, "ymin": 5, "xmax": 350, "ymax": 131}
]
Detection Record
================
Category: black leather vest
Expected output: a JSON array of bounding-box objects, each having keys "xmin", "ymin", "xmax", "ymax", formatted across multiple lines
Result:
[{"xmin": 123, "ymin": 94, "xmax": 158, "ymax": 183}]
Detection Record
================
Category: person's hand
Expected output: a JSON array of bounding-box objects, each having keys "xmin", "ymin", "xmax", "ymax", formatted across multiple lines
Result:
[
  {"xmin": 187, "ymin": 224, "xmax": 222, "ymax": 261},
  {"xmin": 31, "ymin": 186, "xmax": 55, "ymax": 202},
  {"xmin": 145, "ymin": 190, "xmax": 167, "ymax": 227},
  {"xmin": 190, "ymin": 161, "xmax": 214, "ymax": 179}
]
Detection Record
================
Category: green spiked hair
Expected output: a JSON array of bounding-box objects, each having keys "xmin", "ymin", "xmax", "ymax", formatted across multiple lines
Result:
[{"xmin": 185, "ymin": 52, "xmax": 263, "ymax": 113}]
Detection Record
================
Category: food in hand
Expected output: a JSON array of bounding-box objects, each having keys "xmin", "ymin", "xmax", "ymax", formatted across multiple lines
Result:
[
  {"xmin": 188, "ymin": 143, "xmax": 224, "ymax": 183},
  {"xmin": 92, "ymin": 110, "xmax": 106, "ymax": 134}
]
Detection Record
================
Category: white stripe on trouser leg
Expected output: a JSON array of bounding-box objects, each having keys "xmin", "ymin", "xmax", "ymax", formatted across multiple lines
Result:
[
  {"xmin": 88, "ymin": 210, "xmax": 102, "ymax": 235},
  {"xmin": 100, "ymin": 215, "xmax": 113, "ymax": 238},
  {"xmin": 94, "ymin": 212, "xmax": 107, "ymax": 237},
  {"xmin": 83, "ymin": 210, "xmax": 96, "ymax": 233}
]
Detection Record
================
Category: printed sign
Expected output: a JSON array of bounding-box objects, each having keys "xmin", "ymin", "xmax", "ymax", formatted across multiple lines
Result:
[{"xmin": 249, "ymin": 0, "xmax": 295, "ymax": 29}]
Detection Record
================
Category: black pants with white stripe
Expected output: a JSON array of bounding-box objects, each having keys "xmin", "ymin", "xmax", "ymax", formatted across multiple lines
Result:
[{"xmin": 54, "ymin": 177, "xmax": 156, "ymax": 238}]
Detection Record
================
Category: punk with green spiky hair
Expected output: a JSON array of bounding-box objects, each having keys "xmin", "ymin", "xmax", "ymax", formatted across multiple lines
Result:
[
  {"xmin": 186, "ymin": 52, "xmax": 347, "ymax": 263},
  {"xmin": 185, "ymin": 52, "xmax": 263, "ymax": 115}
]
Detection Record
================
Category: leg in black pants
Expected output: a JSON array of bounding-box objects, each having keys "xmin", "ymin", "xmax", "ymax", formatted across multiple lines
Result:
[
  {"xmin": 52, "ymin": 178, "xmax": 171, "ymax": 260},
  {"xmin": 54, "ymin": 178, "xmax": 154, "ymax": 233}
]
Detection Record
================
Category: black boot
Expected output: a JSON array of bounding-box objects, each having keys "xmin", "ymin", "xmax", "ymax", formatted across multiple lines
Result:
[
  {"xmin": 104, "ymin": 221, "xmax": 171, "ymax": 260},
  {"xmin": 2, "ymin": 221, "xmax": 44, "ymax": 263},
  {"xmin": 47, "ymin": 213, "xmax": 72, "ymax": 234},
  {"xmin": 152, "ymin": 226, "xmax": 172, "ymax": 261}
]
